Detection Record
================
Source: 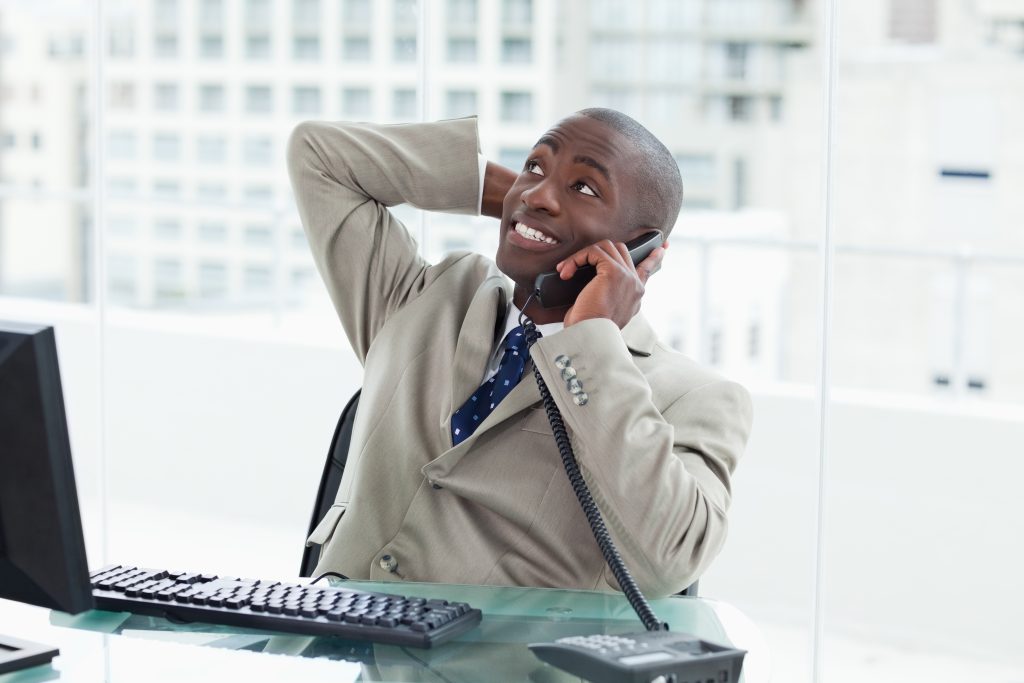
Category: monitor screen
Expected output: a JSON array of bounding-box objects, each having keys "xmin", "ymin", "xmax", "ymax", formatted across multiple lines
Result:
[{"xmin": 0, "ymin": 321, "xmax": 93, "ymax": 614}]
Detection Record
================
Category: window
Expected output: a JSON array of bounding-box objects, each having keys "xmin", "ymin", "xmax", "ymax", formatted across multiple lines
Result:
[
  {"xmin": 733, "ymin": 157, "xmax": 747, "ymax": 209},
  {"xmin": 728, "ymin": 95, "xmax": 751, "ymax": 122},
  {"xmin": 244, "ymin": 265, "xmax": 273, "ymax": 291},
  {"xmin": 243, "ymin": 184, "xmax": 273, "ymax": 201},
  {"xmin": 153, "ymin": 179, "xmax": 181, "ymax": 197},
  {"xmin": 199, "ymin": 0, "xmax": 224, "ymax": 31},
  {"xmin": 394, "ymin": 0, "xmax": 418, "ymax": 27},
  {"xmin": 447, "ymin": 37, "xmax": 476, "ymax": 63},
  {"xmin": 343, "ymin": 36, "xmax": 371, "ymax": 61},
  {"xmin": 198, "ymin": 84, "xmax": 225, "ymax": 112},
  {"xmin": 246, "ymin": 0, "xmax": 271, "ymax": 30},
  {"xmin": 245, "ymin": 85, "xmax": 273, "ymax": 113},
  {"xmin": 500, "ymin": 91, "xmax": 532, "ymax": 123},
  {"xmin": 394, "ymin": 36, "xmax": 417, "ymax": 62},
  {"xmin": 243, "ymin": 136, "xmax": 273, "ymax": 165},
  {"xmin": 446, "ymin": 89, "xmax": 477, "ymax": 118},
  {"xmin": 199, "ymin": 35, "xmax": 224, "ymax": 58},
  {"xmin": 154, "ymin": 0, "xmax": 179, "ymax": 30},
  {"xmin": 109, "ymin": 26, "xmax": 134, "ymax": 57},
  {"xmin": 343, "ymin": 0, "xmax": 372, "ymax": 25},
  {"xmin": 498, "ymin": 148, "xmax": 528, "ymax": 170},
  {"xmin": 244, "ymin": 224, "xmax": 273, "ymax": 246},
  {"xmin": 108, "ymin": 255, "xmax": 137, "ymax": 301},
  {"xmin": 154, "ymin": 34, "xmax": 178, "ymax": 58},
  {"xmin": 293, "ymin": 36, "xmax": 321, "ymax": 60},
  {"xmin": 154, "ymin": 258, "xmax": 184, "ymax": 301},
  {"xmin": 154, "ymin": 82, "xmax": 179, "ymax": 111},
  {"xmin": 293, "ymin": 0, "xmax": 321, "ymax": 31},
  {"xmin": 29, "ymin": 132, "xmax": 42, "ymax": 150},
  {"xmin": 246, "ymin": 35, "xmax": 271, "ymax": 59},
  {"xmin": 0, "ymin": 131, "xmax": 13, "ymax": 149},
  {"xmin": 196, "ymin": 183, "xmax": 227, "ymax": 200},
  {"xmin": 154, "ymin": 219, "xmax": 183, "ymax": 240},
  {"xmin": 198, "ymin": 221, "xmax": 228, "ymax": 241},
  {"xmin": 107, "ymin": 178, "xmax": 137, "ymax": 197},
  {"xmin": 199, "ymin": 262, "xmax": 228, "ymax": 298},
  {"xmin": 725, "ymin": 42, "xmax": 749, "ymax": 80},
  {"xmin": 109, "ymin": 82, "xmax": 135, "ymax": 109},
  {"xmin": 448, "ymin": 0, "xmax": 477, "ymax": 26},
  {"xmin": 503, "ymin": 0, "xmax": 532, "ymax": 25},
  {"xmin": 393, "ymin": 89, "xmax": 417, "ymax": 119},
  {"xmin": 108, "ymin": 215, "xmax": 138, "ymax": 236},
  {"xmin": 108, "ymin": 131, "xmax": 137, "ymax": 159},
  {"xmin": 197, "ymin": 135, "xmax": 227, "ymax": 164},
  {"xmin": 890, "ymin": 0, "xmax": 938, "ymax": 44},
  {"xmin": 293, "ymin": 86, "xmax": 322, "ymax": 115},
  {"xmin": 342, "ymin": 88, "xmax": 372, "ymax": 118},
  {"xmin": 675, "ymin": 154, "xmax": 715, "ymax": 186},
  {"xmin": 501, "ymin": 38, "xmax": 531, "ymax": 63},
  {"xmin": 153, "ymin": 133, "xmax": 181, "ymax": 161}
]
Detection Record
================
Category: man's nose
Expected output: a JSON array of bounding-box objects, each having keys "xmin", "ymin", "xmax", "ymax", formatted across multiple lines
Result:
[{"xmin": 521, "ymin": 177, "xmax": 560, "ymax": 215}]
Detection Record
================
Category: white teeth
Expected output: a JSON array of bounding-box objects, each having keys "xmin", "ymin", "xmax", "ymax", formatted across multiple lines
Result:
[{"xmin": 514, "ymin": 222, "xmax": 558, "ymax": 245}]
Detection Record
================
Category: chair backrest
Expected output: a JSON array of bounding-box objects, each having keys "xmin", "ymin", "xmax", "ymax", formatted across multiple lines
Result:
[
  {"xmin": 299, "ymin": 389, "xmax": 361, "ymax": 578},
  {"xmin": 299, "ymin": 387, "xmax": 698, "ymax": 596}
]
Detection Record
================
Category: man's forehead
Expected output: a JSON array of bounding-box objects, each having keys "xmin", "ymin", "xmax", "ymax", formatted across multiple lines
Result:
[{"xmin": 532, "ymin": 117, "xmax": 637, "ymax": 175}]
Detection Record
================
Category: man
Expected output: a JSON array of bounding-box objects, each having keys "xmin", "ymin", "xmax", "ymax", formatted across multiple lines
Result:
[{"xmin": 287, "ymin": 109, "xmax": 752, "ymax": 598}]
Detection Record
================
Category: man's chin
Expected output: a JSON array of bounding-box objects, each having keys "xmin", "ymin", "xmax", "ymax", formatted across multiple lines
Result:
[{"xmin": 494, "ymin": 252, "xmax": 538, "ymax": 294}]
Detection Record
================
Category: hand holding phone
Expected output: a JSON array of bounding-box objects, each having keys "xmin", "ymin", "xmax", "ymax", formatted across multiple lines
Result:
[{"xmin": 533, "ymin": 230, "xmax": 666, "ymax": 328}]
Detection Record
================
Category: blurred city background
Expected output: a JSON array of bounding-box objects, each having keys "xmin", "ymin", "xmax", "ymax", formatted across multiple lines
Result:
[{"xmin": 1, "ymin": 0, "xmax": 1022, "ymax": 681}]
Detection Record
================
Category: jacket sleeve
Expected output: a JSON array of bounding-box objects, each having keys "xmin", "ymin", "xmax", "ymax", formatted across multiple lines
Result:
[
  {"xmin": 286, "ymin": 117, "xmax": 482, "ymax": 362},
  {"xmin": 529, "ymin": 318, "xmax": 753, "ymax": 597}
]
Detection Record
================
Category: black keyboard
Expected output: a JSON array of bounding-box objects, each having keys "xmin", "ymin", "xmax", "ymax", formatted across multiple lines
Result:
[{"xmin": 89, "ymin": 565, "xmax": 482, "ymax": 648}]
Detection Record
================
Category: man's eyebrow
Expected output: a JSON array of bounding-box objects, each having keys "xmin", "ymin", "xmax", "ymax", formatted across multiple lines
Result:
[
  {"xmin": 532, "ymin": 134, "xmax": 560, "ymax": 153},
  {"xmin": 574, "ymin": 155, "xmax": 611, "ymax": 182}
]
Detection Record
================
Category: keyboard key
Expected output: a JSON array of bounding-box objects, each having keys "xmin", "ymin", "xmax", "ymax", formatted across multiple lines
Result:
[
  {"xmin": 266, "ymin": 603, "xmax": 283, "ymax": 614},
  {"xmin": 226, "ymin": 598, "xmax": 249, "ymax": 609},
  {"xmin": 282, "ymin": 605, "xmax": 299, "ymax": 616}
]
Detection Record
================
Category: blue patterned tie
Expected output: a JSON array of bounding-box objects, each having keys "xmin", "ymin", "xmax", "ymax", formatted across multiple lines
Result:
[{"xmin": 450, "ymin": 325, "xmax": 535, "ymax": 446}]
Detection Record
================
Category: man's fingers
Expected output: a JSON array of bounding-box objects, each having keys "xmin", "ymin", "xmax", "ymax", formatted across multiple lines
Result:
[
  {"xmin": 635, "ymin": 243, "xmax": 668, "ymax": 285},
  {"xmin": 558, "ymin": 241, "xmax": 624, "ymax": 279}
]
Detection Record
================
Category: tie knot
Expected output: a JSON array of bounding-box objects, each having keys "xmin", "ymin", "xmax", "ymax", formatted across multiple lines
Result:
[{"xmin": 503, "ymin": 325, "xmax": 533, "ymax": 351}]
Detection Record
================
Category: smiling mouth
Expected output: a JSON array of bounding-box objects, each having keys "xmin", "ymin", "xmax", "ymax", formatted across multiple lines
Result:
[{"xmin": 512, "ymin": 221, "xmax": 559, "ymax": 245}]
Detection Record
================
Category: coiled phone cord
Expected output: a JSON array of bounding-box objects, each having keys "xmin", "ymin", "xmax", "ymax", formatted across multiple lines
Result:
[{"xmin": 519, "ymin": 298, "xmax": 669, "ymax": 633}]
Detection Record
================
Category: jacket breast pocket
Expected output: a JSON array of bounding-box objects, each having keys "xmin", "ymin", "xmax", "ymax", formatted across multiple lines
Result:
[
  {"xmin": 305, "ymin": 503, "xmax": 346, "ymax": 549},
  {"xmin": 520, "ymin": 407, "xmax": 554, "ymax": 435}
]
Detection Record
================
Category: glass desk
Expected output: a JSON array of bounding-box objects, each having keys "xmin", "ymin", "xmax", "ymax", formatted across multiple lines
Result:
[{"xmin": 0, "ymin": 580, "xmax": 769, "ymax": 682}]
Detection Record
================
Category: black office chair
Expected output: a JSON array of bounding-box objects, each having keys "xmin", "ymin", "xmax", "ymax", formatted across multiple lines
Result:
[{"xmin": 299, "ymin": 389, "xmax": 698, "ymax": 597}]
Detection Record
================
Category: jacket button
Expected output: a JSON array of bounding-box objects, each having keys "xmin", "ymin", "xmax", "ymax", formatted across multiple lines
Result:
[
  {"xmin": 573, "ymin": 392, "xmax": 589, "ymax": 407},
  {"xmin": 567, "ymin": 378, "xmax": 583, "ymax": 394},
  {"xmin": 560, "ymin": 366, "xmax": 577, "ymax": 380},
  {"xmin": 554, "ymin": 355, "xmax": 571, "ymax": 370},
  {"xmin": 379, "ymin": 554, "xmax": 398, "ymax": 572}
]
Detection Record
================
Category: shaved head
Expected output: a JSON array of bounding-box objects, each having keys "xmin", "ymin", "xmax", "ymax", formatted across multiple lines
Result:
[{"xmin": 576, "ymin": 108, "xmax": 683, "ymax": 236}]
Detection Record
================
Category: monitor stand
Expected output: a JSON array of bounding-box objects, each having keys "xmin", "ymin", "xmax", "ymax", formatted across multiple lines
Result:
[{"xmin": 0, "ymin": 634, "xmax": 59, "ymax": 676}]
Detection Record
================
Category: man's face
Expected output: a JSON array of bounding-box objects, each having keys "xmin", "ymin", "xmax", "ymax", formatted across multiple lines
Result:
[{"xmin": 495, "ymin": 115, "xmax": 647, "ymax": 289}]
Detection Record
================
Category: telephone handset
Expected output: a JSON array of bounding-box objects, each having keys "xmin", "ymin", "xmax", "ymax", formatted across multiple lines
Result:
[
  {"xmin": 518, "ymin": 269, "xmax": 748, "ymax": 681},
  {"xmin": 532, "ymin": 230, "xmax": 664, "ymax": 309}
]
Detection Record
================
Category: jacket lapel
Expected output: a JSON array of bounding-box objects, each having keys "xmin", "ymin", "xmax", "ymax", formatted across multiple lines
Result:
[{"xmin": 445, "ymin": 276, "xmax": 511, "ymax": 446}]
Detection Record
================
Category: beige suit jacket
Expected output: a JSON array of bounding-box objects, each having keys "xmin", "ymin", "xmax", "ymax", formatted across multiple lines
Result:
[{"xmin": 286, "ymin": 117, "xmax": 752, "ymax": 598}]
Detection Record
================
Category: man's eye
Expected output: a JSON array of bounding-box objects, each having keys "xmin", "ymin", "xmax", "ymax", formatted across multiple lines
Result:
[
  {"xmin": 525, "ymin": 160, "xmax": 544, "ymax": 176},
  {"xmin": 573, "ymin": 181, "xmax": 597, "ymax": 197}
]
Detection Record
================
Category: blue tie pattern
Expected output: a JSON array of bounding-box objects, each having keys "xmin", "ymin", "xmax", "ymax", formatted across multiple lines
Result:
[{"xmin": 450, "ymin": 325, "xmax": 536, "ymax": 446}]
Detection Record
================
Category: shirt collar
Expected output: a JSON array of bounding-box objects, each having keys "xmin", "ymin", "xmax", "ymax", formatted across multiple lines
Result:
[{"xmin": 495, "ymin": 294, "xmax": 657, "ymax": 358}]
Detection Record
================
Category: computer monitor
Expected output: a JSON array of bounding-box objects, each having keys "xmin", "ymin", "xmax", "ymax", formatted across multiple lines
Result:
[{"xmin": 0, "ymin": 321, "xmax": 94, "ymax": 673}]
